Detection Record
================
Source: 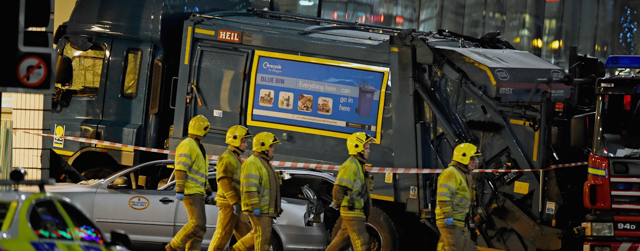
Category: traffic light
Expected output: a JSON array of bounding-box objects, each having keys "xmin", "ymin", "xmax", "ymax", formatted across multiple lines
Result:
[{"xmin": 3, "ymin": 0, "xmax": 55, "ymax": 94}]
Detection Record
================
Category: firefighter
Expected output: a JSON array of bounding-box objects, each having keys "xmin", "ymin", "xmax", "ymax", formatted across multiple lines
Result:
[
  {"xmin": 166, "ymin": 115, "xmax": 214, "ymax": 251},
  {"xmin": 208, "ymin": 125, "xmax": 254, "ymax": 251},
  {"xmin": 326, "ymin": 132, "xmax": 374, "ymax": 251},
  {"xmin": 230, "ymin": 132, "xmax": 282, "ymax": 251},
  {"xmin": 435, "ymin": 143, "xmax": 481, "ymax": 251}
]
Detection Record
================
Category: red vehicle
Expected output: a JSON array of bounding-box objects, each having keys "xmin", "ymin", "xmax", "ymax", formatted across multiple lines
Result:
[{"xmin": 579, "ymin": 55, "xmax": 640, "ymax": 251}]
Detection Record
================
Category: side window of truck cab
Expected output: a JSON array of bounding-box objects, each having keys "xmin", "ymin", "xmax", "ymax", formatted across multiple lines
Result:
[
  {"xmin": 122, "ymin": 49, "xmax": 142, "ymax": 99},
  {"xmin": 59, "ymin": 41, "xmax": 106, "ymax": 96},
  {"xmin": 192, "ymin": 48, "xmax": 248, "ymax": 131}
]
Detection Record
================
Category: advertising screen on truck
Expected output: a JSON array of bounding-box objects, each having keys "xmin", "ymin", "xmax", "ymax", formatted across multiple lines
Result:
[{"xmin": 247, "ymin": 50, "xmax": 389, "ymax": 140}]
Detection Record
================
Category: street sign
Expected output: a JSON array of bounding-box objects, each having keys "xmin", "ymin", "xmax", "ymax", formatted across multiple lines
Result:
[
  {"xmin": 17, "ymin": 56, "xmax": 48, "ymax": 87},
  {"xmin": 1, "ymin": 0, "xmax": 54, "ymax": 94}
]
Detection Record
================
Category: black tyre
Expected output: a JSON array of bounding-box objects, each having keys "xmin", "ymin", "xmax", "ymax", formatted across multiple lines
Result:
[{"xmin": 330, "ymin": 206, "xmax": 398, "ymax": 251}]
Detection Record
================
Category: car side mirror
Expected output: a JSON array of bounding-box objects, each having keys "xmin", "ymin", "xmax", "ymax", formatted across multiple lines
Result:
[
  {"xmin": 108, "ymin": 229, "xmax": 131, "ymax": 249},
  {"xmin": 571, "ymin": 112, "xmax": 595, "ymax": 149},
  {"xmin": 107, "ymin": 177, "xmax": 130, "ymax": 189}
]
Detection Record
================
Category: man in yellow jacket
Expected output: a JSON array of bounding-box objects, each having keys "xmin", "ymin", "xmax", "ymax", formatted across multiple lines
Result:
[
  {"xmin": 167, "ymin": 115, "xmax": 214, "ymax": 251},
  {"xmin": 326, "ymin": 132, "xmax": 374, "ymax": 251},
  {"xmin": 208, "ymin": 125, "xmax": 253, "ymax": 251},
  {"xmin": 229, "ymin": 132, "xmax": 282, "ymax": 251},
  {"xmin": 435, "ymin": 143, "xmax": 481, "ymax": 251}
]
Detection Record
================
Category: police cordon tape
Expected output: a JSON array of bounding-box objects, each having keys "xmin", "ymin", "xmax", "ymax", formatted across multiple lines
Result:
[{"xmin": 17, "ymin": 130, "xmax": 588, "ymax": 174}]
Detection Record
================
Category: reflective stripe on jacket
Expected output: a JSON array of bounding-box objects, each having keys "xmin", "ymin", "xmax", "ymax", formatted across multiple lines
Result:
[
  {"xmin": 240, "ymin": 152, "xmax": 281, "ymax": 217},
  {"xmin": 215, "ymin": 145, "xmax": 243, "ymax": 205},
  {"xmin": 175, "ymin": 137, "xmax": 210, "ymax": 195},
  {"xmin": 335, "ymin": 156, "xmax": 367, "ymax": 218},
  {"xmin": 435, "ymin": 162, "xmax": 472, "ymax": 227}
]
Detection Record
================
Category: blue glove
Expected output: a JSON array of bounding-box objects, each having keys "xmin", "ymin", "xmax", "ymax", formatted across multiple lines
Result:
[
  {"xmin": 444, "ymin": 217, "xmax": 454, "ymax": 226},
  {"xmin": 176, "ymin": 193, "xmax": 184, "ymax": 201},
  {"xmin": 252, "ymin": 208, "xmax": 261, "ymax": 216},
  {"xmin": 207, "ymin": 194, "xmax": 215, "ymax": 201}
]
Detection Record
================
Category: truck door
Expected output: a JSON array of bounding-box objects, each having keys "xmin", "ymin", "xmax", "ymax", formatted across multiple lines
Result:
[
  {"xmin": 51, "ymin": 37, "xmax": 112, "ymax": 157},
  {"xmin": 190, "ymin": 47, "xmax": 248, "ymax": 135},
  {"xmin": 96, "ymin": 40, "xmax": 152, "ymax": 162}
]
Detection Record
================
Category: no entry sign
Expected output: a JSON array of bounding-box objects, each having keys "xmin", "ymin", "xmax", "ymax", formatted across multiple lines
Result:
[{"xmin": 17, "ymin": 55, "xmax": 48, "ymax": 87}]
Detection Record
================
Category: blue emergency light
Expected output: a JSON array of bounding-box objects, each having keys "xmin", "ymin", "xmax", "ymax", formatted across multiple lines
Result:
[{"xmin": 605, "ymin": 55, "xmax": 640, "ymax": 69}]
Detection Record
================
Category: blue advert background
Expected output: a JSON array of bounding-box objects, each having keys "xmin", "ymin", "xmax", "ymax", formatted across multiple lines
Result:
[{"xmin": 251, "ymin": 56, "xmax": 386, "ymax": 135}]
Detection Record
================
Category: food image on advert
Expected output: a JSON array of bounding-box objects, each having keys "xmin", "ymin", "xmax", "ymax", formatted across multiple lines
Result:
[
  {"xmin": 317, "ymin": 97, "xmax": 332, "ymax": 115},
  {"xmin": 259, "ymin": 89, "xmax": 274, "ymax": 107},
  {"xmin": 298, "ymin": 94, "xmax": 313, "ymax": 112},
  {"xmin": 279, "ymin": 91, "xmax": 293, "ymax": 109}
]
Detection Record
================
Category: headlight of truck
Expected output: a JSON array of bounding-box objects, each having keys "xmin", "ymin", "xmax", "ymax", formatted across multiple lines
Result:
[{"xmin": 582, "ymin": 222, "xmax": 614, "ymax": 236}]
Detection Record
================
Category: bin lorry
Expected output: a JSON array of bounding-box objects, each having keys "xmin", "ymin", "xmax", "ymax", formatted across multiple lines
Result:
[
  {"xmin": 52, "ymin": 1, "xmax": 597, "ymax": 250},
  {"xmin": 577, "ymin": 55, "xmax": 640, "ymax": 251}
]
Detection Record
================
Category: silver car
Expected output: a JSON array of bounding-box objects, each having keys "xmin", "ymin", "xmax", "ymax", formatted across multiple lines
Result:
[{"xmin": 22, "ymin": 159, "xmax": 339, "ymax": 251}]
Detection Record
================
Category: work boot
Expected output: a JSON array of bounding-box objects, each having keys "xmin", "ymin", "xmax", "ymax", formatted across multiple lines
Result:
[{"xmin": 165, "ymin": 243, "xmax": 180, "ymax": 251}]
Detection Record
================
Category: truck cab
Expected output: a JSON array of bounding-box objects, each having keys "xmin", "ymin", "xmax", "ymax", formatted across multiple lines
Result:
[
  {"xmin": 52, "ymin": 0, "xmax": 250, "ymax": 178},
  {"xmin": 581, "ymin": 55, "xmax": 640, "ymax": 251}
]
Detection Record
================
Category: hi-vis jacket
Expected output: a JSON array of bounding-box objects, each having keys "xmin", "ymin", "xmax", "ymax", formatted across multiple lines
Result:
[
  {"xmin": 435, "ymin": 162, "xmax": 473, "ymax": 227},
  {"xmin": 334, "ymin": 156, "xmax": 369, "ymax": 219},
  {"xmin": 240, "ymin": 152, "xmax": 282, "ymax": 217},
  {"xmin": 175, "ymin": 137, "xmax": 211, "ymax": 196},
  {"xmin": 215, "ymin": 145, "xmax": 243, "ymax": 205}
]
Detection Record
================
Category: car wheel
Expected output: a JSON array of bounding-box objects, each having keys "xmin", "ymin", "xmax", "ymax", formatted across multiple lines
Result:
[
  {"xmin": 329, "ymin": 206, "xmax": 398, "ymax": 251},
  {"xmin": 269, "ymin": 232, "xmax": 283, "ymax": 251}
]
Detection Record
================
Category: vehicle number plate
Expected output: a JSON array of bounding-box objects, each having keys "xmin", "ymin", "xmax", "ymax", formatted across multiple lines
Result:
[
  {"xmin": 499, "ymin": 87, "xmax": 513, "ymax": 95},
  {"xmin": 616, "ymin": 222, "xmax": 640, "ymax": 230}
]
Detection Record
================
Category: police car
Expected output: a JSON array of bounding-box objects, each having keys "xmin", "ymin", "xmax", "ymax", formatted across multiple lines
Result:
[{"xmin": 0, "ymin": 168, "xmax": 131, "ymax": 251}]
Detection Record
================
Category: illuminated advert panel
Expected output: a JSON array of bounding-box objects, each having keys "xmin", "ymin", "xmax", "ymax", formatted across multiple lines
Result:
[{"xmin": 247, "ymin": 51, "xmax": 389, "ymax": 141}]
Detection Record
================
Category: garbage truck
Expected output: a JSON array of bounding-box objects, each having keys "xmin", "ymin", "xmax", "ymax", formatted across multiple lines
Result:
[
  {"xmin": 576, "ymin": 55, "xmax": 640, "ymax": 251},
  {"xmin": 52, "ymin": 1, "xmax": 596, "ymax": 250}
]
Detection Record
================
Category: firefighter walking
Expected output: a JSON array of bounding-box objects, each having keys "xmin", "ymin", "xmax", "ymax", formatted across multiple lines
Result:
[
  {"xmin": 229, "ymin": 132, "xmax": 282, "ymax": 251},
  {"xmin": 326, "ymin": 132, "xmax": 374, "ymax": 251},
  {"xmin": 208, "ymin": 125, "xmax": 253, "ymax": 251},
  {"xmin": 435, "ymin": 143, "xmax": 481, "ymax": 251},
  {"xmin": 166, "ymin": 115, "xmax": 214, "ymax": 251}
]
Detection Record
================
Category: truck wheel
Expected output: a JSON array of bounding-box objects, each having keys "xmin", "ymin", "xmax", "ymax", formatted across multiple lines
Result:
[{"xmin": 330, "ymin": 206, "xmax": 398, "ymax": 251}]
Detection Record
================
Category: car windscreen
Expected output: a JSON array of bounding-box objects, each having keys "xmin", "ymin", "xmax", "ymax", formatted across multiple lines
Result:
[{"xmin": 58, "ymin": 200, "xmax": 105, "ymax": 245}]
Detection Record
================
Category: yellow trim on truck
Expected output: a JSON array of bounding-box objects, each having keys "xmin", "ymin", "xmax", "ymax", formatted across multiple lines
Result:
[{"xmin": 509, "ymin": 119, "xmax": 540, "ymax": 162}]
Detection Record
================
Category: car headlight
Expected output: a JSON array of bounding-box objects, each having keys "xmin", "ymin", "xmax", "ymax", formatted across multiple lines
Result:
[{"xmin": 582, "ymin": 222, "xmax": 614, "ymax": 236}]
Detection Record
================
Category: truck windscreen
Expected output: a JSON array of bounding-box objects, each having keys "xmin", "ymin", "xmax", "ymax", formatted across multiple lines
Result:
[{"xmin": 595, "ymin": 93, "xmax": 640, "ymax": 157}]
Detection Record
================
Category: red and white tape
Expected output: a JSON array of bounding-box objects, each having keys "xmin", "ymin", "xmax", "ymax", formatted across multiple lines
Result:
[
  {"xmin": 17, "ymin": 130, "xmax": 587, "ymax": 174},
  {"xmin": 16, "ymin": 130, "xmax": 219, "ymax": 160}
]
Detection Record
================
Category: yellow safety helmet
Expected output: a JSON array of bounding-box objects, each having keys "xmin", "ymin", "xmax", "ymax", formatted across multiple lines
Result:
[
  {"xmin": 188, "ymin": 115, "xmax": 210, "ymax": 137},
  {"xmin": 252, "ymin": 132, "xmax": 281, "ymax": 152},
  {"xmin": 226, "ymin": 125, "xmax": 252, "ymax": 147},
  {"xmin": 347, "ymin": 132, "xmax": 375, "ymax": 155},
  {"xmin": 452, "ymin": 143, "xmax": 482, "ymax": 165}
]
